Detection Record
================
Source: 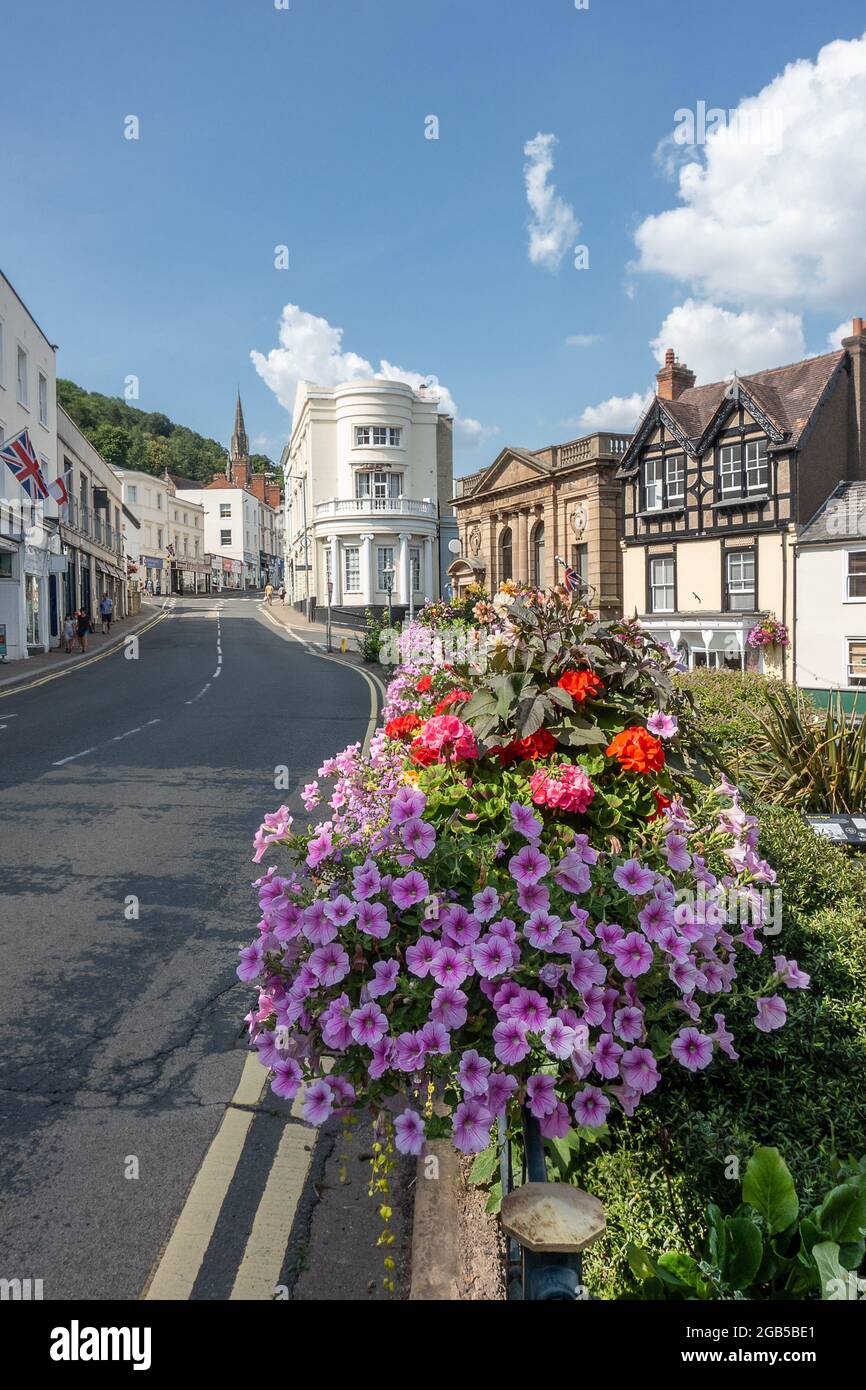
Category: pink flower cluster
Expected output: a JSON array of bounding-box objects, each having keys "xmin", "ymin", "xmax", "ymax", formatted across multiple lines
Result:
[
  {"xmin": 412, "ymin": 714, "xmax": 478, "ymax": 762},
  {"xmin": 529, "ymin": 764, "xmax": 595, "ymax": 815}
]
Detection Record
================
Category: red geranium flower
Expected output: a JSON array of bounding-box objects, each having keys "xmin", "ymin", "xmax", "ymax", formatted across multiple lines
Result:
[
  {"xmin": 385, "ymin": 713, "xmax": 423, "ymax": 741},
  {"xmin": 416, "ymin": 675, "xmax": 432, "ymax": 693},
  {"xmin": 647, "ymin": 790, "xmax": 672, "ymax": 821},
  {"xmin": 606, "ymin": 726, "xmax": 665, "ymax": 774},
  {"xmin": 489, "ymin": 727, "xmax": 557, "ymax": 765},
  {"xmin": 557, "ymin": 669, "xmax": 603, "ymax": 703},
  {"xmin": 434, "ymin": 689, "xmax": 471, "ymax": 715}
]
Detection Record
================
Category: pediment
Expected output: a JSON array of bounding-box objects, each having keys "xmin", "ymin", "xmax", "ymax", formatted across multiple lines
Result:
[{"xmin": 465, "ymin": 447, "xmax": 551, "ymax": 496}]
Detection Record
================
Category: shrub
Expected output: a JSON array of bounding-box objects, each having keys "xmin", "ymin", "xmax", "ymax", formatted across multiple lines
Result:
[
  {"xmin": 674, "ymin": 669, "xmax": 781, "ymax": 779},
  {"xmin": 575, "ymin": 806, "xmax": 866, "ymax": 1298}
]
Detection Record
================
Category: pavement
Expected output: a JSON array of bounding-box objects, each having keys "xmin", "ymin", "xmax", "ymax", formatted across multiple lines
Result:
[{"xmin": 0, "ymin": 590, "xmax": 392, "ymax": 1301}]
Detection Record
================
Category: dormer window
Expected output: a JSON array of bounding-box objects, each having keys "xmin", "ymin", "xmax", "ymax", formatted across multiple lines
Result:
[
  {"xmin": 642, "ymin": 453, "xmax": 684, "ymax": 511},
  {"xmin": 355, "ymin": 426, "xmax": 402, "ymax": 447},
  {"xmin": 719, "ymin": 440, "xmax": 768, "ymax": 498}
]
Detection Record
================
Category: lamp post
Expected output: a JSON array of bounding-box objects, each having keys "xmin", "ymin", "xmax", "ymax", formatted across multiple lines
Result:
[
  {"xmin": 382, "ymin": 564, "xmax": 395, "ymax": 629},
  {"xmin": 447, "ymin": 536, "xmax": 461, "ymax": 602},
  {"xmin": 284, "ymin": 471, "xmax": 310, "ymax": 615}
]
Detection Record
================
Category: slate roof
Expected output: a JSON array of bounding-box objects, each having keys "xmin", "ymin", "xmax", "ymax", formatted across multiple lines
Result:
[
  {"xmin": 799, "ymin": 480, "xmax": 866, "ymax": 543},
  {"xmin": 618, "ymin": 350, "xmax": 847, "ymax": 474}
]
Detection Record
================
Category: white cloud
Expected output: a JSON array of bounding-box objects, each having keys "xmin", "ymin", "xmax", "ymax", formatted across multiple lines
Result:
[
  {"xmin": 523, "ymin": 132, "xmax": 580, "ymax": 272},
  {"xmin": 251, "ymin": 304, "xmax": 496, "ymax": 444},
  {"xmin": 827, "ymin": 318, "xmax": 853, "ymax": 350},
  {"xmin": 577, "ymin": 391, "xmax": 653, "ymax": 434},
  {"xmin": 565, "ymin": 333, "xmax": 601, "ymax": 348},
  {"xmin": 633, "ymin": 32, "xmax": 866, "ymax": 310},
  {"xmin": 650, "ymin": 300, "xmax": 806, "ymax": 382}
]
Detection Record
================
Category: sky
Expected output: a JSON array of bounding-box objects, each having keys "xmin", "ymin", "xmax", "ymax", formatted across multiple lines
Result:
[{"xmin": 4, "ymin": 0, "xmax": 866, "ymax": 476}]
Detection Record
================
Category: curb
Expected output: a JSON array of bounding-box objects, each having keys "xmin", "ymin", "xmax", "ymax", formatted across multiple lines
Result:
[
  {"xmin": 409, "ymin": 1140, "xmax": 463, "ymax": 1300},
  {"xmin": 0, "ymin": 602, "xmax": 169, "ymax": 694}
]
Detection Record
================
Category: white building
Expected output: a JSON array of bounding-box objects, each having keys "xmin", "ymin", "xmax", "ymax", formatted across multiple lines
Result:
[
  {"xmin": 57, "ymin": 406, "xmax": 129, "ymax": 620},
  {"xmin": 0, "ymin": 270, "xmax": 66, "ymax": 659},
  {"xmin": 115, "ymin": 469, "xmax": 173, "ymax": 596},
  {"xmin": 795, "ymin": 480, "xmax": 866, "ymax": 707},
  {"xmin": 281, "ymin": 378, "xmax": 453, "ymax": 611}
]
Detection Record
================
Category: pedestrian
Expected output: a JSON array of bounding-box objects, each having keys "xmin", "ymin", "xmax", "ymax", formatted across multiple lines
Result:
[
  {"xmin": 265, "ymin": 582, "xmax": 274, "ymax": 605},
  {"xmin": 99, "ymin": 592, "xmax": 114, "ymax": 634},
  {"xmin": 62, "ymin": 612, "xmax": 75, "ymax": 654},
  {"xmin": 278, "ymin": 583, "xmax": 286, "ymax": 604},
  {"xmin": 76, "ymin": 608, "xmax": 92, "ymax": 654}
]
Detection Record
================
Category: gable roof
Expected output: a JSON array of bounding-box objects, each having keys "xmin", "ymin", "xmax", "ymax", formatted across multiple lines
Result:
[
  {"xmin": 798, "ymin": 479, "xmax": 866, "ymax": 544},
  {"xmin": 618, "ymin": 350, "xmax": 847, "ymax": 474}
]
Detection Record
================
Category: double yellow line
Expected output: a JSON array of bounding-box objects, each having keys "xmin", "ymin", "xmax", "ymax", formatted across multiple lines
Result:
[{"xmin": 0, "ymin": 607, "xmax": 168, "ymax": 700}]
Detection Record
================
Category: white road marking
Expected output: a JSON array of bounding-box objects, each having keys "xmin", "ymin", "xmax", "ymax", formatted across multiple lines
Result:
[
  {"xmin": 186, "ymin": 683, "xmax": 211, "ymax": 705},
  {"xmin": 52, "ymin": 747, "xmax": 97, "ymax": 766},
  {"xmin": 51, "ymin": 719, "xmax": 162, "ymax": 767}
]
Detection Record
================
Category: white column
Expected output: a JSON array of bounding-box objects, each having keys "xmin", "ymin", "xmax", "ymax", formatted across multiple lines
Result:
[
  {"xmin": 330, "ymin": 534, "xmax": 342, "ymax": 604},
  {"xmin": 360, "ymin": 533, "xmax": 374, "ymax": 605},
  {"xmin": 398, "ymin": 533, "xmax": 411, "ymax": 605},
  {"xmin": 423, "ymin": 535, "xmax": 434, "ymax": 599}
]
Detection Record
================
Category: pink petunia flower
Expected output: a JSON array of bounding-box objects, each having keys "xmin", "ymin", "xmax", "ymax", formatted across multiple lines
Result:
[
  {"xmin": 367, "ymin": 958, "xmax": 399, "ymax": 998},
  {"xmin": 458, "ymin": 1048, "xmax": 492, "ymax": 1097},
  {"xmin": 526, "ymin": 1073, "xmax": 558, "ymax": 1118},
  {"xmin": 493, "ymin": 1017, "xmax": 530, "ymax": 1065},
  {"xmin": 302, "ymin": 1078, "xmax": 334, "ymax": 1125},
  {"xmin": 755, "ymin": 995, "xmax": 787, "ymax": 1032},
  {"xmin": 508, "ymin": 844, "xmax": 551, "ymax": 888},
  {"xmin": 452, "ymin": 1098, "xmax": 492, "ymax": 1153},
  {"xmin": 611, "ymin": 931, "xmax": 654, "ymax": 978},
  {"xmin": 510, "ymin": 802, "xmax": 543, "ymax": 839},
  {"xmin": 271, "ymin": 1057, "xmax": 302, "ymax": 1100},
  {"xmin": 572, "ymin": 1085, "xmax": 610, "ymax": 1128},
  {"xmin": 401, "ymin": 817, "xmax": 436, "ymax": 860},
  {"xmin": 349, "ymin": 1001, "xmax": 388, "ymax": 1047},
  {"xmin": 613, "ymin": 858, "xmax": 655, "ymax": 896},
  {"xmin": 647, "ymin": 710, "xmax": 678, "ymax": 739},
  {"xmin": 391, "ymin": 870, "xmax": 430, "ymax": 911},
  {"xmin": 671, "ymin": 1026, "xmax": 714, "ymax": 1070},
  {"xmin": 394, "ymin": 1108, "xmax": 426, "ymax": 1155},
  {"xmin": 620, "ymin": 1046, "xmax": 660, "ymax": 1094},
  {"xmin": 309, "ymin": 943, "xmax": 350, "ymax": 986}
]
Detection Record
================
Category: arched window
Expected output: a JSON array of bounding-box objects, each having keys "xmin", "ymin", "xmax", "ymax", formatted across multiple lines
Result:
[
  {"xmin": 531, "ymin": 521, "xmax": 545, "ymax": 588},
  {"xmin": 499, "ymin": 526, "xmax": 513, "ymax": 583}
]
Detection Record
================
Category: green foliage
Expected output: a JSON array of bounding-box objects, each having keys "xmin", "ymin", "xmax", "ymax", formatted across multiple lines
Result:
[
  {"xmin": 359, "ymin": 609, "xmax": 386, "ymax": 664},
  {"xmin": 674, "ymin": 669, "xmax": 785, "ymax": 785},
  {"xmin": 745, "ymin": 687, "xmax": 866, "ymax": 811},
  {"xmin": 574, "ymin": 806, "xmax": 866, "ymax": 1298},
  {"xmin": 628, "ymin": 1146, "xmax": 866, "ymax": 1299},
  {"xmin": 57, "ymin": 378, "xmax": 277, "ymax": 484}
]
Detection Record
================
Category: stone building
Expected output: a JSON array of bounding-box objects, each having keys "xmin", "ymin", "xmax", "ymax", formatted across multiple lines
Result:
[{"xmin": 449, "ymin": 432, "xmax": 630, "ymax": 620}]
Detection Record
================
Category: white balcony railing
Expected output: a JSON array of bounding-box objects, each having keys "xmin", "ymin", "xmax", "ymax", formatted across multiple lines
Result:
[{"xmin": 314, "ymin": 497, "xmax": 437, "ymax": 519}]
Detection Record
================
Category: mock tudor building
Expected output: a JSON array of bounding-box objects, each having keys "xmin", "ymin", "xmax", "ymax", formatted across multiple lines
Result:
[
  {"xmin": 617, "ymin": 326, "xmax": 866, "ymax": 677},
  {"xmin": 450, "ymin": 432, "xmax": 630, "ymax": 620},
  {"xmin": 282, "ymin": 378, "xmax": 453, "ymax": 611}
]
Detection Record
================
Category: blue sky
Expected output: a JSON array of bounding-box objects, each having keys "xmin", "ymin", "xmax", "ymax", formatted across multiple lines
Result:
[{"xmin": 4, "ymin": 0, "xmax": 866, "ymax": 474}]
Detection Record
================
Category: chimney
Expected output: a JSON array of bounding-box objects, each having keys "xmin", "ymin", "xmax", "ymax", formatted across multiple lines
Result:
[
  {"xmin": 212, "ymin": 471, "xmax": 225, "ymax": 484},
  {"xmin": 266, "ymin": 482, "xmax": 281, "ymax": 509},
  {"xmin": 656, "ymin": 348, "xmax": 696, "ymax": 401},
  {"xmin": 842, "ymin": 316, "xmax": 866, "ymax": 480},
  {"xmin": 231, "ymin": 460, "xmax": 249, "ymax": 489},
  {"xmin": 250, "ymin": 475, "xmax": 267, "ymax": 502}
]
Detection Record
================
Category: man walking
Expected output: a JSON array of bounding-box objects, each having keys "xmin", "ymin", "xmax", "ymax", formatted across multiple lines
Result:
[
  {"xmin": 265, "ymin": 582, "xmax": 274, "ymax": 606},
  {"xmin": 99, "ymin": 592, "xmax": 114, "ymax": 634}
]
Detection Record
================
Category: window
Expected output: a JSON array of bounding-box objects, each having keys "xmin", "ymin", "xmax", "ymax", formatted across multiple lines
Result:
[
  {"xmin": 410, "ymin": 546, "xmax": 421, "ymax": 593},
  {"xmin": 355, "ymin": 425, "xmax": 402, "ymax": 447},
  {"xmin": 848, "ymin": 551, "xmax": 866, "ymax": 599},
  {"xmin": 848, "ymin": 639, "xmax": 866, "ymax": 686},
  {"xmin": 643, "ymin": 458, "xmax": 663, "ymax": 511},
  {"xmin": 649, "ymin": 556, "xmax": 675, "ymax": 613},
  {"xmin": 220, "ymin": 502, "xmax": 231, "ymax": 518},
  {"xmin": 344, "ymin": 545, "xmax": 361, "ymax": 593},
  {"xmin": 38, "ymin": 371, "xmax": 48, "ymax": 427},
  {"xmin": 665, "ymin": 454, "xmax": 685, "ymax": 503},
  {"xmin": 499, "ymin": 526, "xmax": 513, "ymax": 582},
  {"xmin": 156, "ymin": 492, "xmax": 163, "ymax": 510},
  {"xmin": 0, "ymin": 551, "xmax": 12, "ymax": 579},
  {"xmin": 377, "ymin": 545, "xmax": 395, "ymax": 592},
  {"xmin": 355, "ymin": 470, "xmax": 402, "ymax": 502},
  {"xmin": 173, "ymin": 510, "xmax": 179, "ymax": 522},
  {"xmin": 719, "ymin": 444, "xmax": 742, "ymax": 496},
  {"xmin": 531, "ymin": 521, "xmax": 545, "ymax": 587},
  {"xmin": 157, "ymin": 528, "xmax": 163, "ymax": 550},
  {"xmin": 127, "ymin": 485, "xmax": 137, "ymax": 504},
  {"xmin": 571, "ymin": 543, "xmax": 589, "ymax": 590},
  {"xmin": 745, "ymin": 439, "xmax": 768, "ymax": 494},
  {"xmin": 16, "ymin": 346, "xmax": 28, "ymax": 407},
  {"xmin": 725, "ymin": 548, "xmax": 756, "ymax": 611},
  {"xmin": 220, "ymin": 528, "xmax": 232, "ymax": 547}
]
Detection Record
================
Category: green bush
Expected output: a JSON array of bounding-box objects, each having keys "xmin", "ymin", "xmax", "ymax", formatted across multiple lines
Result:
[
  {"xmin": 575, "ymin": 805, "xmax": 866, "ymax": 1299},
  {"xmin": 358, "ymin": 608, "xmax": 385, "ymax": 664},
  {"xmin": 674, "ymin": 669, "xmax": 780, "ymax": 780}
]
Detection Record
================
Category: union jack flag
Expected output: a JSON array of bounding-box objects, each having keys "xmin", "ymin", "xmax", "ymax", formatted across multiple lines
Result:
[
  {"xmin": 1, "ymin": 428, "xmax": 49, "ymax": 500},
  {"xmin": 556, "ymin": 554, "xmax": 581, "ymax": 593}
]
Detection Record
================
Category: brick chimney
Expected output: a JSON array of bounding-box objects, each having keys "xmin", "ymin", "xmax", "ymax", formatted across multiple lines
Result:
[
  {"xmin": 656, "ymin": 348, "xmax": 696, "ymax": 401},
  {"xmin": 265, "ymin": 482, "xmax": 281, "ymax": 509},
  {"xmin": 231, "ymin": 460, "xmax": 250, "ymax": 489},
  {"xmin": 842, "ymin": 317, "xmax": 866, "ymax": 479},
  {"xmin": 250, "ymin": 474, "xmax": 267, "ymax": 503}
]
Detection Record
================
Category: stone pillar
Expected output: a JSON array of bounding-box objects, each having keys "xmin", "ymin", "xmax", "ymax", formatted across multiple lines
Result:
[
  {"xmin": 423, "ymin": 534, "xmax": 434, "ymax": 599},
  {"xmin": 398, "ymin": 533, "xmax": 411, "ymax": 605},
  {"xmin": 330, "ymin": 534, "xmax": 342, "ymax": 604},
  {"xmin": 517, "ymin": 509, "xmax": 531, "ymax": 583},
  {"xmin": 360, "ymin": 533, "xmax": 374, "ymax": 606}
]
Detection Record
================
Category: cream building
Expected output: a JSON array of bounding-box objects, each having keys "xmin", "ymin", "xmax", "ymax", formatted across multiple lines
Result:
[
  {"xmin": 281, "ymin": 379, "xmax": 453, "ymax": 612},
  {"xmin": 57, "ymin": 406, "xmax": 128, "ymax": 620},
  {"xmin": 617, "ymin": 331, "xmax": 866, "ymax": 676},
  {"xmin": 0, "ymin": 270, "xmax": 65, "ymax": 658},
  {"xmin": 115, "ymin": 468, "xmax": 173, "ymax": 596}
]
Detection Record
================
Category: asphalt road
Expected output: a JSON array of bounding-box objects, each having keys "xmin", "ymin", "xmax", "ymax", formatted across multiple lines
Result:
[{"xmin": 0, "ymin": 593, "xmax": 374, "ymax": 1300}]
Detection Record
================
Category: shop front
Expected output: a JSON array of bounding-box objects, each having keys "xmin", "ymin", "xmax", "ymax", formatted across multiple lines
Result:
[{"xmin": 141, "ymin": 555, "xmax": 166, "ymax": 596}]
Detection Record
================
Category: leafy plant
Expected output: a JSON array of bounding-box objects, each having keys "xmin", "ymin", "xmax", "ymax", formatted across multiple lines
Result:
[
  {"xmin": 628, "ymin": 1146, "xmax": 866, "ymax": 1299},
  {"xmin": 358, "ymin": 608, "xmax": 386, "ymax": 664},
  {"xmin": 745, "ymin": 688, "xmax": 866, "ymax": 811}
]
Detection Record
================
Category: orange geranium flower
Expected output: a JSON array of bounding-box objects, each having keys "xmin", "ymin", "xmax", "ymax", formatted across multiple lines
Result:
[
  {"xmin": 557, "ymin": 669, "xmax": 603, "ymax": 702},
  {"xmin": 385, "ymin": 713, "xmax": 423, "ymax": 741},
  {"xmin": 606, "ymin": 725, "xmax": 665, "ymax": 774}
]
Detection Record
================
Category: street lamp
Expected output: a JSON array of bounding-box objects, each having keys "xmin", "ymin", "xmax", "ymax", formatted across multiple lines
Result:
[
  {"xmin": 284, "ymin": 471, "xmax": 310, "ymax": 614},
  {"xmin": 382, "ymin": 564, "xmax": 395, "ymax": 628},
  {"xmin": 446, "ymin": 537, "xmax": 461, "ymax": 602}
]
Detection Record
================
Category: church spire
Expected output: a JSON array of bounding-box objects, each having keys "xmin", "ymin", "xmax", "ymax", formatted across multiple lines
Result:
[{"xmin": 231, "ymin": 390, "xmax": 249, "ymax": 464}]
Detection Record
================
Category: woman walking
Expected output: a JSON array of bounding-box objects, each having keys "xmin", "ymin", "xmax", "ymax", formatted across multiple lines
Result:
[{"xmin": 76, "ymin": 608, "xmax": 91, "ymax": 654}]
